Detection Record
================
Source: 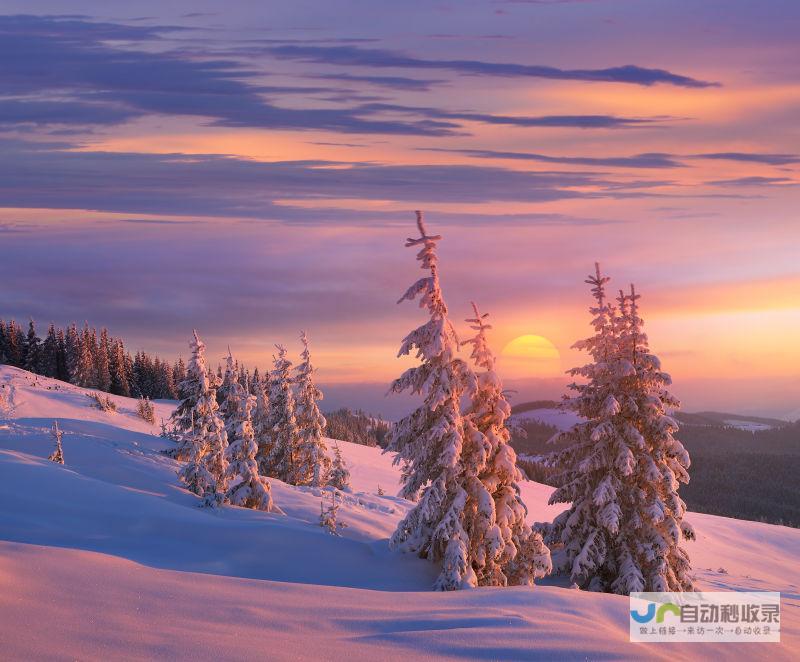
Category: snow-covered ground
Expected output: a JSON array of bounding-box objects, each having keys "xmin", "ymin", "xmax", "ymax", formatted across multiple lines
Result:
[
  {"xmin": 0, "ymin": 365, "xmax": 798, "ymax": 660},
  {"xmin": 723, "ymin": 419, "xmax": 774, "ymax": 432}
]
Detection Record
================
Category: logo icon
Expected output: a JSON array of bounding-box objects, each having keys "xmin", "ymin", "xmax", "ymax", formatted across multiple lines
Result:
[{"xmin": 630, "ymin": 602, "xmax": 681, "ymax": 623}]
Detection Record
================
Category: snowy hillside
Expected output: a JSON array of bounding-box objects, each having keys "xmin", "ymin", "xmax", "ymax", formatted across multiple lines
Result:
[
  {"xmin": 0, "ymin": 365, "xmax": 798, "ymax": 660},
  {"xmin": 511, "ymin": 407, "xmax": 582, "ymax": 432},
  {"xmin": 511, "ymin": 405, "xmax": 785, "ymax": 434}
]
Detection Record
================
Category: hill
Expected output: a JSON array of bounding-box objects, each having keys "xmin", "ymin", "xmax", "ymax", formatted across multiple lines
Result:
[
  {"xmin": 509, "ymin": 401, "xmax": 800, "ymax": 527},
  {"xmin": 0, "ymin": 366, "xmax": 798, "ymax": 660}
]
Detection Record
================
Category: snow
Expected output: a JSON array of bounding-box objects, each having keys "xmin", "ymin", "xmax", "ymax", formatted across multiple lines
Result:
[
  {"xmin": 0, "ymin": 364, "xmax": 798, "ymax": 659},
  {"xmin": 723, "ymin": 419, "xmax": 774, "ymax": 432},
  {"xmin": 512, "ymin": 407, "xmax": 582, "ymax": 431},
  {"xmin": 514, "ymin": 409, "xmax": 782, "ymax": 434}
]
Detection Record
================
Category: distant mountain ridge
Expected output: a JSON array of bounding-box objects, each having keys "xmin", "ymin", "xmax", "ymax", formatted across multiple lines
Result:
[
  {"xmin": 509, "ymin": 399, "xmax": 800, "ymax": 527},
  {"xmin": 511, "ymin": 401, "xmax": 792, "ymax": 429}
]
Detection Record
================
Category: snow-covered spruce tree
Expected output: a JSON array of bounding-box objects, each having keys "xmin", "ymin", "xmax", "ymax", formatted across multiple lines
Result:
[
  {"xmin": 327, "ymin": 441, "xmax": 351, "ymax": 491},
  {"xmin": 219, "ymin": 348, "xmax": 244, "ymax": 434},
  {"xmin": 218, "ymin": 347, "xmax": 239, "ymax": 409},
  {"xmin": 293, "ymin": 331, "xmax": 330, "ymax": 487},
  {"xmin": 172, "ymin": 331, "xmax": 228, "ymax": 507},
  {"xmin": 48, "ymin": 420, "xmax": 64, "ymax": 464},
  {"xmin": 40, "ymin": 324, "xmax": 60, "ymax": 379},
  {"xmin": 252, "ymin": 372, "xmax": 272, "ymax": 473},
  {"xmin": 262, "ymin": 345, "xmax": 300, "ymax": 483},
  {"xmin": 23, "ymin": 319, "xmax": 41, "ymax": 373},
  {"xmin": 460, "ymin": 302, "xmax": 552, "ymax": 586},
  {"xmin": 385, "ymin": 211, "xmax": 482, "ymax": 591},
  {"xmin": 171, "ymin": 331, "xmax": 216, "ymax": 460},
  {"xmin": 224, "ymin": 375, "xmax": 277, "ymax": 512},
  {"xmin": 540, "ymin": 265, "xmax": 693, "ymax": 594},
  {"xmin": 172, "ymin": 357, "xmax": 187, "ymax": 394},
  {"xmin": 109, "ymin": 340, "xmax": 131, "ymax": 397},
  {"xmin": 80, "ymin": 324, "xmax": 98, "ymax": 388},
  {"xmin": 319, "ymin": 490, "xmax": 347, "ymax": 536},
  {"xmin": 95, "ymin": 328, "xmax": 112, "ymax": 393},
  {"xmin": 137, "ymin": 396, "xmax": 155, "ymax": 424},
  {"xmin": 65, "ymin": 323, "xmax": 82, "ymax": 386}
]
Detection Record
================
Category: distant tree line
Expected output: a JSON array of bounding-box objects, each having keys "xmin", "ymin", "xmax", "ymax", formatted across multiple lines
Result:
[
  {"xmin": 514, "ymin": 416, "xmax": 800, "ymax": 529},
  {"xmin": 324, "ymin": 408, "xmax": 391, "ymax": 448},
  {"xmin": 1, "ymin": 317, "xmax": 391, "ymax": 450},
  {"xmin": 681, "ymin": 452, "xmax": 800, "ymax": 528},
  {"xmin": 0, "ymin": 318, "xmax": 186, "ymax": 400}
]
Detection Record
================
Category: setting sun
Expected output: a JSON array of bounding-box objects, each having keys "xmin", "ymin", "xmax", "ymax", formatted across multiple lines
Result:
[
  {"xmin": 499, "ymin": 334, "xmax": 562, "ymax": 379},
  {"xmin": 1, "ymin": 3, "xmax": 798, "ymax": 657}
]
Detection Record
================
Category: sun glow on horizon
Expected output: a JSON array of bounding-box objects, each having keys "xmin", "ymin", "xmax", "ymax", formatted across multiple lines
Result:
[{"xmin": 499, "ymin": 334, "xmax": 562, "ymax": 380}]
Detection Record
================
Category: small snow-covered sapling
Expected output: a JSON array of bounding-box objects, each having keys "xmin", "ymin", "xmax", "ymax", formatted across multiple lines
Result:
[{"xmin": 48, "ymin": 420, "xmax": 64, "ymax": 465}]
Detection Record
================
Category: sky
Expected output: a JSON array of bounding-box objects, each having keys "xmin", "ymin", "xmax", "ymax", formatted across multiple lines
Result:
[{"xmin": 0, "ymin": 1, "xmax": 798, "ymax": 418}]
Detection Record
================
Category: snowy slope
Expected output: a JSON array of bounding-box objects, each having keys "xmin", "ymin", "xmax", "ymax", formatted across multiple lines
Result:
[
  {"xmin": 511, "ymin": 407, "xmax": 582, "ymax": 431},
  {"xmin": 0, "ymin": 365, "xmax": 798, "ymax": 660},
  {"xmin": 722, "ymin": 419, "xmax": 773, "ymax": 432}
]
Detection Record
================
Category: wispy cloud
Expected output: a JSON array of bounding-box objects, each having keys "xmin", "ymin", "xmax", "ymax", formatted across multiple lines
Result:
[
  {"xmin": 304, "ymin": 73, "xmax": 443, "ymax": 91},
  {"xmin": 420, "ymin": 148, "xmax": 800, "ymax": 169},
  {"xmin": 692, "ymin": 153, "xmax": 800, "ymax": 166},
  {"xmin": 0, "ymin": 99, "xmax": 139, "ymax": 126},
  {"xmin": 0, "ymin": 139, "xmax": 681, "ymax": 221},
  {"xmin": 419, "ymin": 148, "xmax": 684, "ymax": 168},
  {"xmin": 267, "ymin": 44, "xmax": 718, "ymax": 88},
  {"xmin": 0, "ymin": 14, "xmax": 688, "ymax": 138},
  {"xmin": 0, "ymin": 15, "xmax": 457, "ymax": 136},
  {"xmin": 363, "ymin": 103, "xmax": 663, "ymax": 128},
  {"xmin": 705, "ymin": 176, "xmax": 797, "ymax": 187}
]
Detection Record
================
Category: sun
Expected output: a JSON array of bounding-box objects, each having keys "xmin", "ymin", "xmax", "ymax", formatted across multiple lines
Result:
[{"xmin": 499, "ymin": 334, "xmax": 562, "ymax": 379}]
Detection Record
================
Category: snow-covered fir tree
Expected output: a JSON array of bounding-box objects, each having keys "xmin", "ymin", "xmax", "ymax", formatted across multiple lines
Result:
[
  {"xmin": 40, "ymin": 324, "xmax": 60, "ymax": 378},
  {"xmin": 173, "ymin": 331, "xmax": 228, "ymax": 507},
  {"xmin": 160, "ymin": 418, "xmax": 178, "ymax": 440},
  {"xmin": 199, "ymin": 420, "xmax": 228, "ymax": 505},
  {"xmin": 385, "ymin": 211, "xmax": 484, "ymax": 591},
  {"xmin": 538, "ymin": 265, "xmax": 694, "ymax": 594},
  {"xmin": 23, "ymin": 319, "xmax": 41, "ymax": 373},
  {"xmin": 459, "ymin": 302, "xmax": 552, "ymax": 587},
  {"xmin": 95, "ymin": 328, "xmax": 112, "ymax": 392},
  {"xmin": 327, "ymin": 441, "xmax": 350, "ymax": 491},
  {"xmin": 68, "ymin": 324, "xmax": 94, "ymax": 388},
  {"xmin": 137, "ymin": 396, "xmax": 155, "ymax": 424},
  {"xmin": 55, "ymin": 328, "xmax": 68, "ymax": 381},
  {"xmin": 82, "ymin": 324, "xmax": 98, "ymax": 388},
  {"xmin": 4, "ymin": 320, "xmax": 23, "ymax": 366},
  {"xmin": 172, "ymin": 357, "xmax": 187, "ymax": 395},
  {"xmin": 293, "ymin": 331, "xmax": 330, "ymax": 487},
  {"xmin": 224, "ymin": 376, "xmax": 277, "ymax": 512},
  {"xmin": 252, "ymin": 372, "xmax": 272, "ymax": 474},
  {"xmin": 171, "ymin": 331, "xmax": 216, "ymax": 458},
  {"xmin": 48, "ymin": 420, "xmax": 64, "ymax": 464},
  {"xmin": 319, "ymin": 490, "xmax": 346, "ymax": 536},
  {"xmin": 219, "ymin": 348, "xmax": 244, "ymax": 434},
  {"xmin": 217, "ymin": 347, "xmax": 240, "ymax": 409},
  {"xmin": 65, "ymin": 324, "xmax": 81, "ymax": 385},
  {"xmin": 109, "ymin": 339, "xmax": 131, "ymax": 397},
  {"xmin": 262, "ymin": 345, "xmax": 301, "ymax": 483}
]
